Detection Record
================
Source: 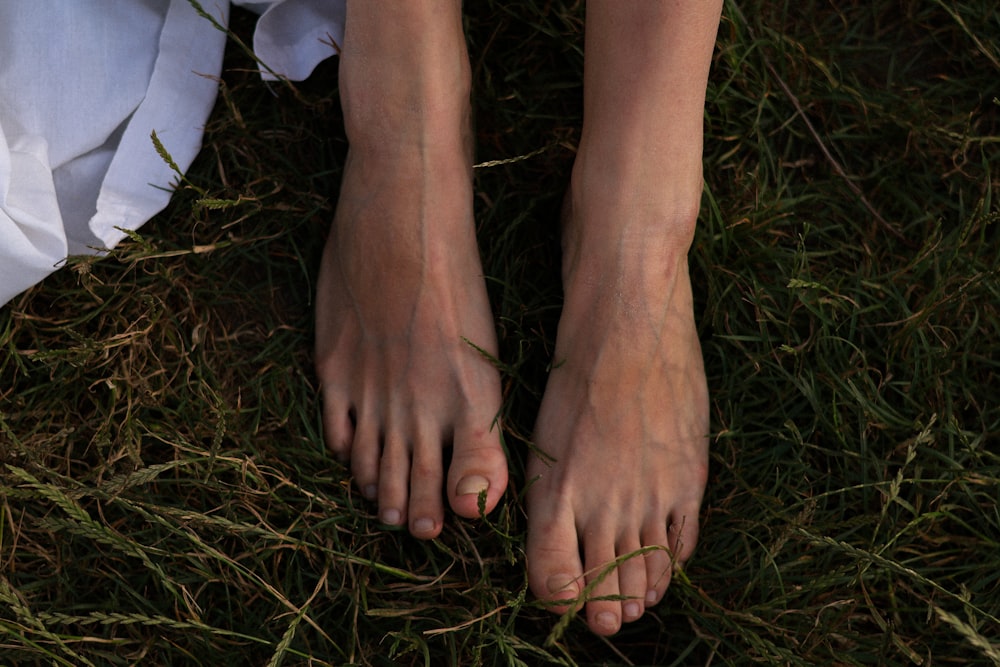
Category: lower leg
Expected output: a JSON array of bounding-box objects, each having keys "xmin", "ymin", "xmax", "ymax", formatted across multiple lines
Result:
[
  {"xmin": 526, "ymin": 0, "xmax": 722, "ymax": 636},
  {"xmin": 315, "ymin": 0, "xmax": 508, "ymax": 539}
]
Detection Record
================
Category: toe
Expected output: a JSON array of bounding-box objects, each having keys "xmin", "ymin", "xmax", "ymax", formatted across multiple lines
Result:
[
  {"xmin": 669, "ymin": 504, "xmax": 702, "ymax": 565},
  {"xmin": 616, "ymin": 539, "xmax": 648, "ymax": 623},
  {"xmin": 583, "ymin": 538, "xmax": 623, "ymax": 636},
  {"xmin": 320, "ymin": 392, "xmax": 354, "ymax": 463},
  {"xmin": 407, "ymin": 420, "xmax": 445, "ymax": 539},
  {"xmin": 377, "ymin": 431, "xmax": 410, "ymax": 527},
  {"xmin": 526, "ymin": 509, "xmax": 584, "ymax": 615},
  {"xmin": 641, "ymin": 524, "xmax": 673, "ymax": 606},
  {"xmin": 447, "ymin": 419, "xmax": 508, "ymax": 519},
  {"xmin": 350, "ymin": 406, "xmax": 381, "ymax": 501}
]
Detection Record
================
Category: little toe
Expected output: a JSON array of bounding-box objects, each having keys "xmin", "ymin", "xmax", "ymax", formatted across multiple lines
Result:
[
  {"xmin": 377, "ymin": 433, "xmax": 411, "ymax": 527},
  {"xmin": 447, "ymin": 421, "xmax": 508, "ymax": 519},
  {"xmin": 407, "ymin": 423, "xmax": 445, "ymax": 539},
  {"xmin": 669, "ymin": 505, "xmax": 702, "ymax": 564},
  {"xmin": 320, "ymin": 393, "xmax": 354, "ymax": 463}
]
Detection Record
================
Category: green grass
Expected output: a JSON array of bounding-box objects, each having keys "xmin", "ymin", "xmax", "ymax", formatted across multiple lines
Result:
[{"xmin": 2, "ymin": 1, "xmax": 998, "ymax": 664}]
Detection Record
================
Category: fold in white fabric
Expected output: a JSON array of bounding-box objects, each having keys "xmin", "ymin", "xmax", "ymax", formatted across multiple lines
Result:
[{"xmin": 0, "ymin": 0, "xmax": 346, "ymax": 306}]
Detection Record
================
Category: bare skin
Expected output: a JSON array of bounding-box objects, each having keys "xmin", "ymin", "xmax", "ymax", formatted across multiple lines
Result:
[
  {"xmin": 526, "ymin": 184, "xmax": 709, "ymax": 635},
  {"xmin": 525, "ymin": 1, "xmax": 721, "ymax": 635},
  {"xmin": 314, "ymin": 1, "xmax": 507, "ymax": 539},
  {"xmin": 315, "ymin": 0, "xmax": 721, "ymax": 636}
]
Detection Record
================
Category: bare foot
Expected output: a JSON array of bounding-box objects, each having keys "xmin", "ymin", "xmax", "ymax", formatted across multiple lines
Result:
[
  {"xmin": 315, "ymin": 144, "xmax": 509, "ymax": 539},
  {"xmin": 315, "ymin": 4, "xmax": 507, "ymax": 539},
  {"xmin": 526, "ymin": 174, "xmax": 709, "ymax": 635}
]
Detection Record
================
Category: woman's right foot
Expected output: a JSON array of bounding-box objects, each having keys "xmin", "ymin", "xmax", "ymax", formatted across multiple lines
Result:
[{"xmin": 314, "ymin": 1, "xmax": 508, "ymax": 540}]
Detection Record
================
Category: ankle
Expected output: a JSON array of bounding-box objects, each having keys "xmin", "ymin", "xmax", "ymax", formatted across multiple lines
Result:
[
  {"xmin": 340, "ymin": 75, "xmax": 471, "ymax": 159},
  {"xmin": 563, "ymin": 166, "xmax": 699, "ymax": 266},
  {"xmin": 339, "ymin": 6, "xmax": 471, "ymax": 154}
]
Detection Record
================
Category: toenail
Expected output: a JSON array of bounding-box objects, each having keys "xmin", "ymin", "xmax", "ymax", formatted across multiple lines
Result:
[
  {"xmin": 646, "ymin": 589, "xmax": 658, "ymax": 604},
  {"xmin": 363, "ymin": 484, "xmax": 377, "ymax": 500},
  {"xmin": 456, "ymin": 475, "xmax": 489, "ymax": 497},
  {"xmin": 596, "ymin": 612, "xmax": 618, "ymax": 631},
  {"xmin": 545, "ymin": 574, "xmax": 577, "ymax": 596},
  {"xmin": 412, "ymin": 517, "xmax": 435, "ymax": 534},
  {"xmin": 381, "ymin": 508, "xmax": 402, "ymax": 525},
  {"xmin": 624, "ymin": 602, "xmax": 642, "ymax": 619}
]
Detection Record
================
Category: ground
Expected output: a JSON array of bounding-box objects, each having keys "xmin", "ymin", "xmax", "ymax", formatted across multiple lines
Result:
[{"xmin": 0, "ymin": 1, "xmax": 998, "ymax": 665}]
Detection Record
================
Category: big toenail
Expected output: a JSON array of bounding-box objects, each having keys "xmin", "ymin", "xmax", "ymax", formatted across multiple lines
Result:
[
  {"xmin": 363, "ymin": 484, "xmax": 377, "ymax": 500},
  {"xmin": 596, "ymin": 612, "xmax": 618, "ymax": 630},
  {"xmin": 456, "ymin": 475, "xmax": 489, "ymax": 496},
  {"xmin": 645, "ymin": 589, "xmax": 658, "ymax": 604},
  {"xmin": 381, "ymin": 508, "xmax": 401, "ymax": 525},
  {"xmin": 624, "ymin": 602, "xmax": 641, "ymax": 619},
  {"xmin": 545, "ymin": 574, "xmax": 577, "ymax": 596},
  {"xmin": 412, "ymin": 517, "xmax": 435, "ymax": 534}
]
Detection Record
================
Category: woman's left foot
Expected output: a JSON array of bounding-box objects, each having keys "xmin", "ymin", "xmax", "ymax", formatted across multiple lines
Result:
[{"xmin": 526, "ymin": 171, "xmax": 709, "ymax": 636}]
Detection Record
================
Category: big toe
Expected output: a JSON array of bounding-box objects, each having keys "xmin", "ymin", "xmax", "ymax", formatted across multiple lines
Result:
[
  {"xmin": 526, "ymin": 513, "xmax": 584, "ymax": 615},
  {"xmin": 447, "ymin": 421, "xmax": 508, "ymax": 519}
]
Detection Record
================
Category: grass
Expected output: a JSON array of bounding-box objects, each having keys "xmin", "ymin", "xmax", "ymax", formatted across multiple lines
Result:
[{"xmin": 1, "ymin": 0, "xmax": 998, "ymax": 664}]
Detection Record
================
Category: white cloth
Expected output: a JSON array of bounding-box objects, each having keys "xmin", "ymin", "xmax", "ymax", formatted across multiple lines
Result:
[{"xmin": 0, "ymin": 0, "xmax": 345, "ymax": 306}]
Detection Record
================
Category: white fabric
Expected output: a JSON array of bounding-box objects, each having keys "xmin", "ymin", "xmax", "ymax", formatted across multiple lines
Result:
[{"xmin": 0, "ymin": 1, "xmax": 346, "ymax": 307}]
